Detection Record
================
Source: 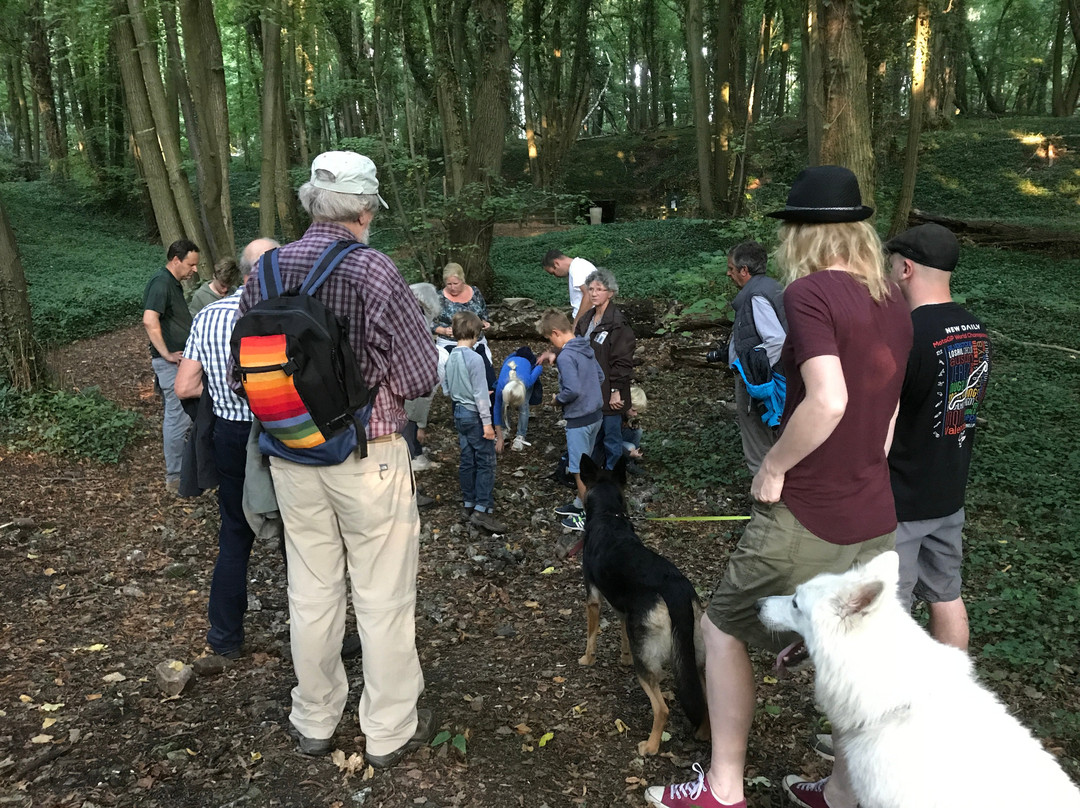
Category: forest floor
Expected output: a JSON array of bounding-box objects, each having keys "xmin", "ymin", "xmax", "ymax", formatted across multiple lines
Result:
[{"xmin": 1, "ymin": 322, "xmax": 1076, "ymax": 808}]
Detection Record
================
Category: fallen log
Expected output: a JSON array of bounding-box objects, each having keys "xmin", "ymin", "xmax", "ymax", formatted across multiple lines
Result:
[{"xmin": 909, "ymin": 209, "xmax": 1080, "ymax": 255}]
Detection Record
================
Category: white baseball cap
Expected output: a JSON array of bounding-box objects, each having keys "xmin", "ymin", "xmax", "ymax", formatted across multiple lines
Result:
[{"xmin": 309, "ymin": 151, "xmax": 389, "ymax": 208}]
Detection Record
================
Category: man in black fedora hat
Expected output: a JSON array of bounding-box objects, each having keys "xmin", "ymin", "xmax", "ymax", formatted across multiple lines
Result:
[{"xmin": 645, "ymin": 165, "xmax": 913, "ymax": 808}]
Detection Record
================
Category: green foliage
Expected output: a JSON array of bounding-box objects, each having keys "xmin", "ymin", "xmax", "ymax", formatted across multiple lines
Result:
[
  {"xmin": 490, "ymin": 218, "xmax": 776, "ymax": 305},
  {"xmin": 1, "ymin": 180, "xmax": 162, "ymax": 346},
  {"xmin": 644, "ymin": 415, "xmax": 749, "ymax": 491},
  {"xmin": 876, "ymin": 116, "xmax": 1080, "ymax": 229},
  {"xmin": 0, "ymin": 381, "xmax": 142, "ymax": 464}
]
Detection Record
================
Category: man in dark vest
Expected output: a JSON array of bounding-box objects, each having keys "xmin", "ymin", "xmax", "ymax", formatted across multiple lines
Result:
[{"xmin": 726, "ymin": 241, "xmax": 788, "ymax": 474}]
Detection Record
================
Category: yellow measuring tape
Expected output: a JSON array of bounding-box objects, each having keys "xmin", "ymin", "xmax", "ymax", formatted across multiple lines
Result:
[{"xmin": 643, "ymin": 515, "xmax": 752, "ymax": 522}]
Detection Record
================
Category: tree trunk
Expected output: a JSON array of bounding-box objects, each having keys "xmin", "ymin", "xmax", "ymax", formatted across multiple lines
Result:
[
  {"xmin": 685, "ymin": 0, "xmax": 714, "ymax": 216},
  {"xmin": 803, "ymin": 0, "xmax": 825, "ymax": 165},
  {"xmin": 179, "ymin": 0, "xmax": 235, "ymax": 260},
  {"xmin": 820, "ymin": 0, "xmax": 875, "ymax": 210},
  {"xmin": 126, "ymin": 0, "xmax": 211, "ymax": 271},
  {"xmin": 0, "ymin": 197, "xmax": 49, "ymax": 390},
  {"xmin": 26, "ymin": 0, "xmax": 66, "ymax": 176},
  {"xmin": 260, "ymin": 14, "xmax": 283, "ymax": 239},
  {"xmin": 112, "ymin": 0, "xmax": 185, "ymax": 246},
  {"xmin": 12, "ymin": 55, "xmax": 34, "ymax": 161},
  {"xmin": 5, "ymin": 57, "xmax": 24, "ymax": 161},
  {"xmin": 711, "ymin": 0, "xmax": 734, "ymax": 211},
  {"xmin": 888, "ymin": 0, "xmax": 930, "ymax": 238}
]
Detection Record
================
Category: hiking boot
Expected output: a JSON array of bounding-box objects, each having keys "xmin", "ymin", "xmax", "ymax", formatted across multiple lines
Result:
[
  {"xmin": 340, "ymin": 634, "xmax": 362, "ymax": 660},
  {"xmin": 461, "ymin": 507, "xmax": 473, "ymax": 521},
  {"xmin": 810, "ymin": 732, "xmax": 835, "ymax": 761},
  {"xmin": 554, "ymin": 532, "xmax": 584, "ymax": 560},
  {"xmin": 553, "ymin": 501, "xmax": 583, "ymax": 517},
  {"xmin": 511, "ymin": 436, "xmax": 530, "ymax": 452},
  {"xmin": 469, "ymin": 510, "xmax": 507, "ymax": 533},
  {"xmin": 165, "ymin": 479, "xmax": 180, "ymax": 496},
  {"xmin": 644, "ymin": 763, "xmax": 745, "ymax": 807},
  {"xmin": 288, "ymin": 724, "xmax": 333, "ymax": 757},
  {"xmin": 560, "ymin": 513, "xmax": 585, "ymax": 532},
  {"xmin": 782, "ymin": 775, "xmax": 832, "ymax": 808},
  {"xmin": 415, "ymin": 493, "xmax": 435, "ymax": 509},
  {"xmin": 365, "ymin": 708, "xmax": 437, "ymax": 769}
]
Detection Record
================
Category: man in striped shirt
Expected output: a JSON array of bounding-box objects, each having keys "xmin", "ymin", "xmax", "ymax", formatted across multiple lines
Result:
[
  {"xmin": 236, "ymin": 151, "xmax": 439, "ymax": 768},
  {"xmin": 177, "ymin": 238, "xmax": 278, "ymax": 659}
]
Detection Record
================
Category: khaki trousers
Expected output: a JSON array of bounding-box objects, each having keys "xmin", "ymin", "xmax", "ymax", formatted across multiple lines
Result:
[{"xmin": 270, "ymin": 433, "xmax": 424, "ymax": 756}]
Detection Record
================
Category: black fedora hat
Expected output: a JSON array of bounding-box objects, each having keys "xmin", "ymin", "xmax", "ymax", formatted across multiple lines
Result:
[{"xmin": 768, "ymin": 165, "xmax": 874, "ymax": 223}]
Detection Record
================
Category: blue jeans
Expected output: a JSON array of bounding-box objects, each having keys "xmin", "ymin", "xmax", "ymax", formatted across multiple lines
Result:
[
  {"xmin": 594, "ymin": 413, "xmax": 626, "ymax": 470},
  {"xmin": 454, "ymin": 404, "xmax": 495, "ymax": 512},
  {"xmin": 508, "ymin": 399, "xmax": 530, "ymax": 438},
  {"xmin": 206, "ymin": 418, "xmax": 257, "ymax": 655},
  {"xmin": 151, "ymin": 356, "xmax": 192, "ymax": 482}
]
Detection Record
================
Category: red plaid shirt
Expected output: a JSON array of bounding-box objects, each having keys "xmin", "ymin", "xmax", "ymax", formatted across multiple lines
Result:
[{"xmin": 238, "ymin": 222, "xmax": 438, "ymax": 439}]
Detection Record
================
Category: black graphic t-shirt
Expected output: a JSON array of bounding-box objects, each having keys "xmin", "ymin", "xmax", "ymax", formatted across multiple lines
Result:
[{"xmin": 889, "ymin": 302, "xmax": 991, "ymax": 521}]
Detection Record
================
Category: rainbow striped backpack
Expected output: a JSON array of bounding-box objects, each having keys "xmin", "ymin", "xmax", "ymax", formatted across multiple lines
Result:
[{"xmin": 231, "ymin": 240, "xmax": 373, "ymax": 465}]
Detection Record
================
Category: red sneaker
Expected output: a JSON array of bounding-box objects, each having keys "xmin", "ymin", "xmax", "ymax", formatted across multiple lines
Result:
[
  {"xmin": 782, "ymin": 775, "xmax": 832, "ymax": 808},
  {"xmin": 644, "ymin": 763, "xmax": 747, "ymax": 808}
]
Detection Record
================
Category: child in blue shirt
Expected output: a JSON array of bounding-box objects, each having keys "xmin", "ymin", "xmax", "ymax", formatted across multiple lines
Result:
[
  {"xmin": 442, "ymin": 312, "xmax": 505, "ymax": 534},
  {"xmin": 493, "ymin": 347, "xmax": 544, "ymax": 454}
]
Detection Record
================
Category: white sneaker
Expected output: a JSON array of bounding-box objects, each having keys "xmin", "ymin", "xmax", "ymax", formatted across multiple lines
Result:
[
  {"xmin": 511, "ymin": 436, "xmax": 530, "ymax": 452},
  {"xmin": 411, "ymin": 454, "xmax": 437, "ymax": 471},
  {"xmin": 555, "ymin": 419, "xmax": 567, "ymax": 428}
]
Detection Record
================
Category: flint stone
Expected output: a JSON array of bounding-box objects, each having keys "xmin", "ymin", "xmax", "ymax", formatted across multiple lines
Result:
[{"xmin": 154, "ymin": 660, "xmax": 194, "ymax": 696}]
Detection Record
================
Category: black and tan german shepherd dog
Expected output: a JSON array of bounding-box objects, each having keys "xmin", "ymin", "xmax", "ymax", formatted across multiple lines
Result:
[{"xmin": 577, "ymin": 454, "xmax": 710, "ymax": 756}]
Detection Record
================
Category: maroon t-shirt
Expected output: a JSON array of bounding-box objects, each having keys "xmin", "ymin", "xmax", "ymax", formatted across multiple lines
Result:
[{"xmin": 779, "ymin": 270, "xmax": 913, "ymax": 545}]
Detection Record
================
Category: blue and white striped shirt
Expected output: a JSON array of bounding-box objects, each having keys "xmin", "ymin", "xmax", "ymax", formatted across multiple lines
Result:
[{"xmin": 184, "ymin": 290, "xmax": 252, "ymax": 422}]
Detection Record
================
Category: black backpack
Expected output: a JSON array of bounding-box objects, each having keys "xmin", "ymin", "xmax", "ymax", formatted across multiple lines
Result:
[{"xmin": 231, "ymin": 240, "xmax": 374, "ymax": 466}]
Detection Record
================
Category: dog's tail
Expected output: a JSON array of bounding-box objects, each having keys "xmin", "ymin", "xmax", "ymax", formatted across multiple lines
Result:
[{"xmin": 662, "ymin": 578, "xmax": 708, "ymax": 730}]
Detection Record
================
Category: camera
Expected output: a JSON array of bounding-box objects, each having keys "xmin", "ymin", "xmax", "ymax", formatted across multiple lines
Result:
[{"xmin": 705, "ymin": 342, "xmax": 727, "ymax": 364}]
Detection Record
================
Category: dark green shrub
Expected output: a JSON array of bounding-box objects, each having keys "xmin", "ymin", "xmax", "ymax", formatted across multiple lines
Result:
[{"xmin": 0, "ymin": 382, "xmax": 142, "ymax": 464}]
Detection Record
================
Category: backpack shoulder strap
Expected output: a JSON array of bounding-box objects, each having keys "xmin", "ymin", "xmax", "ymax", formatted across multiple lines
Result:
[
  {"xmin": 257, "ymin": 248, "xmax": 285, "ymax": 300},
  {"xmin": 299, "ymin": 240, "xmax": 366, "ymax": 297}
]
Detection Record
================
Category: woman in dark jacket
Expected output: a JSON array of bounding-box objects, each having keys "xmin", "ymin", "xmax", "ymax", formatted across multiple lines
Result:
[{"xmin": 574, "ymin": 267, "xmax": 635, "ymax": 469}]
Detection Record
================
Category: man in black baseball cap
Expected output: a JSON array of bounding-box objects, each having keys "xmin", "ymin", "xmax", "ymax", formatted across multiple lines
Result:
[{"xmin": 886, "ymin": 222, "xmax": 991, "ymax": 652}]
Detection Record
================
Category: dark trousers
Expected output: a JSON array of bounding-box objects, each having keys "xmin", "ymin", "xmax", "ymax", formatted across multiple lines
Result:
[
  {"xmin": 206, "ymin": 418, "xmax": 256, "ymax": 654},
  {"xmin": 592, "ymin": 413, "xmax": 626, "ymax": 470}
]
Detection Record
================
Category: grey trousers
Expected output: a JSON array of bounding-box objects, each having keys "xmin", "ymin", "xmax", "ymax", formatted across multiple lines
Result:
[
  {"xmin": 151, "ymin": 356, "xmax": 192, "ymax": 483},
  {"xmin": 734, "ymin": 374, "xmax": 777, "ymax": 475}
]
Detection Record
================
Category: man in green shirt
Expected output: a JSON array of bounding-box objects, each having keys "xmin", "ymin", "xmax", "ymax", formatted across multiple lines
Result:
[{"xmin": 142, "ymin": 238, "xmax": 200, "ymax": 493}]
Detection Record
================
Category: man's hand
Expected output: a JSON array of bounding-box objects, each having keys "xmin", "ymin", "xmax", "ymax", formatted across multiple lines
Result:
[
  {"xmin": 483, "ymin": 424, "xmax": 495, "ymax": 441},
  {"xmin": 416, "ymin": 427, "xmax": 427, "ymax": 444},
  {"xmin": 609, "ymin": 390, "xmax": 623, "ymax": 410},
  {"xmin": 751, "ymin": 464, "xmax": 784, "ymax": 503},
  {"xmin": 494, "ymin": 426, "xmax": 504, "ymax": 454},
  {"xmin": 165, "ymin": 350, "xmax": 183, "ymax": 364}
]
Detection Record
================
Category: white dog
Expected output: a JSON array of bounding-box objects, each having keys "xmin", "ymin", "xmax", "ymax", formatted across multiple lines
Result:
[{"xmin": 757, "ymin": 551, "xmax": 1080, "ymax": 808}]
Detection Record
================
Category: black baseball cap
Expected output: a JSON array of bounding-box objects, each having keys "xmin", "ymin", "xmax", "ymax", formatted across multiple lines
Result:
[{"xmin": 886, "ymin": 223, "xmax": 959, "ymax": 272}]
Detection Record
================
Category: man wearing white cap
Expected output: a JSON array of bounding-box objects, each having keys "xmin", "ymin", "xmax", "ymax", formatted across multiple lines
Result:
[{"xmin": 237, "ymin": 150, "xmax": 439, "ymax": 768}]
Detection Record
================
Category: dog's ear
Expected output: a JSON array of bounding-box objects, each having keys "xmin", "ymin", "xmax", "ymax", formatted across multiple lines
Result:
[
  {"xmin": 862, "ymin": 550, "xmax": 900, "ymax": 586},
  {"xmin": 834, "ymin": 579, "xmax": 886, "ymax": 622},
  {"xmin": 579, "ymin": 453, "xmax": 599, "ymax": 487},
  {"xmin": 612, "ymin": 455, "xmax": 628, "ymax": 485}
]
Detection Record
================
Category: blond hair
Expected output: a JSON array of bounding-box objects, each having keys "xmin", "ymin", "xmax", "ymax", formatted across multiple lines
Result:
[
  {"xmin": 443, "ymin": 262, "xmax": 465, "ymax": 284},
  {"xmin": 774, "ymin": 220, "xmax": 891, "ymax": 302},
  {"xmin": 502, "ymin": 375, "xmax": 526, "ymax": 417}
]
